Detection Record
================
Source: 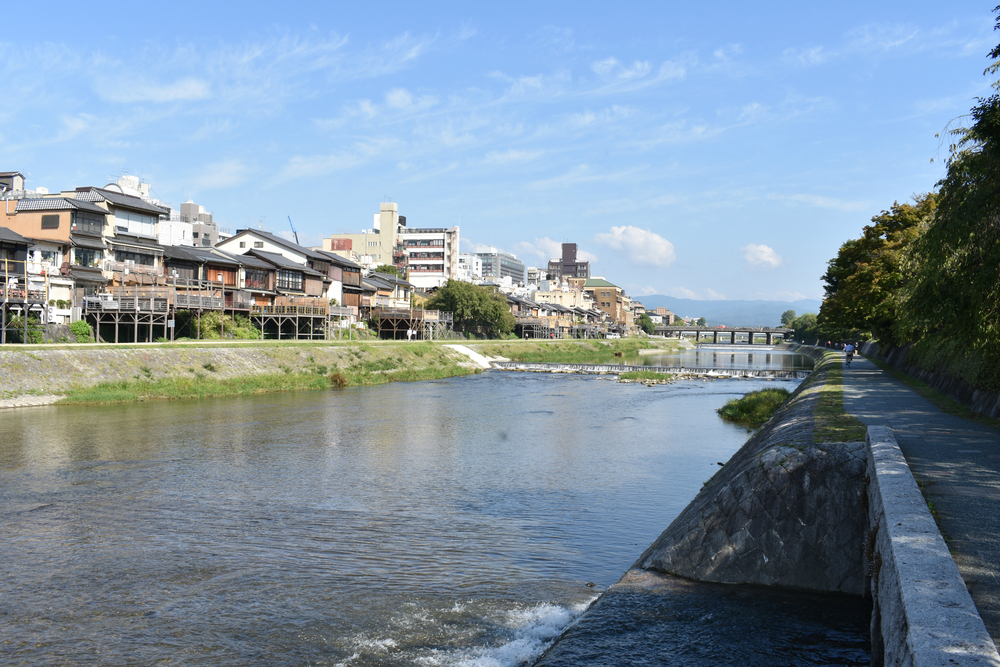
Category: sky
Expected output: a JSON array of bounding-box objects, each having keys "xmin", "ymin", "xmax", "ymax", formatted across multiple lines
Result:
[{"xmin": 1, "ymin": 2, "xmax": 996, "ymax": 302}]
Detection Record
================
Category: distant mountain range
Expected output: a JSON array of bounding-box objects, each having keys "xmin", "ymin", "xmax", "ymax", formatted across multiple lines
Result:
[{"xmin": 638, "ymin": 296, "xmax": 823, "ymax": 328}]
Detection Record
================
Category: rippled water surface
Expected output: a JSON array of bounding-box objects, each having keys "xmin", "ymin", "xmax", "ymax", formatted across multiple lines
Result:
[{"xmin": 0, "ymin": 360, "xmax": 865, "ymax": 666}]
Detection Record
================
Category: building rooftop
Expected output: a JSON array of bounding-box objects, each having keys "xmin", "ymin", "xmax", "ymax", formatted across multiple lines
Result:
[{"xmin": 15, "ymin": 197, "xmax": 108, "ymax": 214}]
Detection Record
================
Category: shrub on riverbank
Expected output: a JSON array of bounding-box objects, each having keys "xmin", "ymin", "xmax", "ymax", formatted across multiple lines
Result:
[{"xmin": 718, "ymin": 388, "xmax": 791, "ymax": 427}]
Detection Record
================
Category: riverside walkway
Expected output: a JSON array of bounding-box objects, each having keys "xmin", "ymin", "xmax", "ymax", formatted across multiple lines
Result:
[{"xmin": 843, "ymin": 352, "xmax": 1000, "ymax": 640}]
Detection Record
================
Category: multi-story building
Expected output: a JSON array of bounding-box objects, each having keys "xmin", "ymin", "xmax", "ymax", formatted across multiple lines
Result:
[
  {"xmin": 180, "ymin": 200, "xmax": 230, "ymax": 247},
  {"xmin": 547, "ymin": 243, "xmax": 590, "ymax": 281},
  {"xmin": 476, "ymin": 246, "xmax": 525, "ymax": 286},
  {"xmin": 324, "ymin": 202, "xmax": 459, "ymax": 289},
  {"xmin": 584, "ymin": 277, "xmax": 628, "ymax": 326},
  {"xmin": 456, "ymin": 252, "xmax": 482, "ymax": 282}
]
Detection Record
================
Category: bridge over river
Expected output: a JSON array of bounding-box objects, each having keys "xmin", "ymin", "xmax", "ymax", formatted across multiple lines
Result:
[{"xmin": 654, "ymin": 325, "xmax": 794, "ymax": 345}]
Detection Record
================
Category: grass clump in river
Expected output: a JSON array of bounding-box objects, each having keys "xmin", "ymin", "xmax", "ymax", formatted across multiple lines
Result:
[
  {"xmin": 619, "ymin": 370, "xmax": 675, "ymax": 381},
  {"xmin": 718, "ymin": 388, "xmax": 791, "ymax": 427}
]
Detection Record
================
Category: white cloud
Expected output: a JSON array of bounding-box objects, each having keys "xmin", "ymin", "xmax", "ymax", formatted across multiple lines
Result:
[
  {"xmin": 593, "ymin": 226, "xmax": 675, "ymax": 267},
  {"xmin": 782, "ymin": 46, "xmax": 828, "ymax": 66},
  {"xmin": 591, "ymin": 57, "xmax": 651, "ymax": 81},
  {"xmin": 741, "ymin": 243, "xmax": 784, "ymax": 270}
]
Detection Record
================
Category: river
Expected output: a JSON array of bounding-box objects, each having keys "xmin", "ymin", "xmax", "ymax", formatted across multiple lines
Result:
[{"xmin": 0, "ymin": 349, "xmax": 868, "ymax": 665}]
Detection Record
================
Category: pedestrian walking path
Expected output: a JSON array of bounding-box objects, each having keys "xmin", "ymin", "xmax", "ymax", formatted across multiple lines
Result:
[{"xmin": 842, "ymin": 353, "xmax": 1000, "ymax": 639}]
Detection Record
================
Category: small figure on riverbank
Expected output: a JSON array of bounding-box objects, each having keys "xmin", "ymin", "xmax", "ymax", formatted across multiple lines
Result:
[{"xmin": 844, "ymin": 342, "xmax": 855, "ymax": 366}]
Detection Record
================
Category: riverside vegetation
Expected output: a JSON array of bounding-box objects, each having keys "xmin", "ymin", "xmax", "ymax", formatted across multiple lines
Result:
[{"xmin": 783, "ymin": 15, "xmax": 1000, "ymax": 398}]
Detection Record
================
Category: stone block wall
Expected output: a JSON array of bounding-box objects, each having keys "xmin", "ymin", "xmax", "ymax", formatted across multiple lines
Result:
[{"xmin": 632, "ymin": 346, "xmax": 869, "ymax": 594}]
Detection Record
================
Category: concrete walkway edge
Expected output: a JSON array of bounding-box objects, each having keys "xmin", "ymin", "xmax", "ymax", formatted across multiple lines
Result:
[{"xmin": 867, "ymin": 425, "xmax": 1000, "ymax": 666}]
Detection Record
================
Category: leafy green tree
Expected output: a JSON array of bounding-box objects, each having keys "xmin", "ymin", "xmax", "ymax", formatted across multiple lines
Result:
[
  {"xmin": 818, "ymin": 193, "xmax": 937, "ymax": 345},
  {"xmin": 637, "ymin": 313, "xmax": 655, "ymax": 335},
  {"xmin": 425, "ymin": 280, "xmax": 515, "ymax": 338},
  {"xmin": 780, "ymin": 309, "xmax": 796, "ymax": 326},
  {"xmin": 374, "ymin": 264, "xmax": 401, "ymax": 277},
  {"xmin": 789, "ymin": 312, "xmax": 820, "ymax": 343},
  {"xmin": 696, "ymin": 317, "xmax": 706, "ymax": 326}
]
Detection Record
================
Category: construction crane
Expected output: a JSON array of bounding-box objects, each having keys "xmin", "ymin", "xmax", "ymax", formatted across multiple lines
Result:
[{"xmin": 287, "ymin": 215, "xmax": 299, "ymax": 245}]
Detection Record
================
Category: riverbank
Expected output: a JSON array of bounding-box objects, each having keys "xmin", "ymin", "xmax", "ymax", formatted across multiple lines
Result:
[{"xmin": 0, "ymin": 338, "xmax": 687, "ymax": 405}]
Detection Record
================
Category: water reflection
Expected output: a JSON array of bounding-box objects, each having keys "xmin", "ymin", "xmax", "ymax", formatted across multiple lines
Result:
[
  {"xmin": 0, "ymin": 366, "xmax": 860, "ymax": 666},
  {"xmin": 635, "ymin": 349, "xmax": 814, "ymax": 371}
]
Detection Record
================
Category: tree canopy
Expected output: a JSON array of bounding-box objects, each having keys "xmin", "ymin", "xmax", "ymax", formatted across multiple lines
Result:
[
  {"xmin": 425, "ymin": 280, "xmax": 516, "ymax": 338},
  {"xmin": 374, "ymin": 264, "xmax": 401, "ymax": 277},
  {"xmin": 637, "ymin": 313, "xmax": 655, "ymax": 335}
]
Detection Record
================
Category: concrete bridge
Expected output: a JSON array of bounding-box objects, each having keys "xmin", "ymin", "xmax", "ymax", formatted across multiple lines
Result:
[{"xmin": 654, "ymin": 325, "xmax": 793, "ymax": 345}]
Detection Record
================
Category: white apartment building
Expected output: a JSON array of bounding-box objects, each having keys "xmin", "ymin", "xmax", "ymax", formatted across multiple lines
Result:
[{"xmin": 324, "ymin": 202, "xmax": 460, "ymax": 290}]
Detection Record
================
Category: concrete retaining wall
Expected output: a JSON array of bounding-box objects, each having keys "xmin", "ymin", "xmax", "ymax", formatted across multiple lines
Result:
[{"xmin": 859, "ymin": 341, "xmax": 1000, "ymax": 420}]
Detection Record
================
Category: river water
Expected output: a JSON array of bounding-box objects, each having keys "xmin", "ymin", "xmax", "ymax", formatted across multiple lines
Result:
[{"xmin": 0, "ymin": 350, "xmax": 869, "ymax": 666}]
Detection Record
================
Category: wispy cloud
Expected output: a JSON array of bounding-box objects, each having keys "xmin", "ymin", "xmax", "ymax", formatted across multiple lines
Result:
[
  {"xmin": 99, "ymin": 77, "xmax": 211, "ymax": 103},
  {"xmin": 594, "ymin": 226, "xmax": 675, "ymax": 267},
  {"xmin": 780, "ymin": 193, "xmax": 871, "ymax": 212},
  {"xmin": 529, "ymin": 164, "xmax": 645, "ymax": 190},
  {"xmin": 483, "ymin": 149, "xmax": 543, "ymax": 165},
  {"xmin": 664, "ymin": 287, "xmax": 728, "ymax": 300},
  {"xmin": 195, "ymin": 159, "xmax": 250, "ymax": 190}
]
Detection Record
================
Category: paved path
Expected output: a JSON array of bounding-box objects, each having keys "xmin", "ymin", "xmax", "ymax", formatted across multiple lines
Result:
[{"xmin": 842, "ymin": 353, "xmax": 1000, "ymax": 639}]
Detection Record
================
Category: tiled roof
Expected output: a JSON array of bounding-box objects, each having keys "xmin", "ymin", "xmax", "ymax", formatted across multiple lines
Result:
[
  {"xmin": 250, "ymin": 250, "xmax": 325, "ymax": 277},
  {"xmin": 226, "ymin": 229, "xmax": 329, "ymax": 262},
  {"xmin": 15, "ymin": 197, "xmax": 107, "ymax": 214},
  {"xmin": 316, "ymin": 249, "xmax": 362, "ymax": 270},
  {"xmin": 75, "ymin": 188, "xmax": 169, "ymax": 216},
  {"xmin": 0, "ymin": 226, "xmax": 31, "ymax": 244},
  {"xmin": 584, "ymin": 278, "xmax": 618, "ymax": 288}
]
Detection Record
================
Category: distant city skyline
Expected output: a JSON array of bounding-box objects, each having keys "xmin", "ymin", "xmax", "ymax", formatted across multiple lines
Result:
[{"xmin": 2, "ymin": 1, "xmax": 995, "ymax": 300}]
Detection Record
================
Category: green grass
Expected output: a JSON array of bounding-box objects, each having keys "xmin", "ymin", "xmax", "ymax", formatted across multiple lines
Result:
[
  {"xmin": 862, "ymin": 353, "xmax": 1000, "ymax": 431},
  {"xmin": 59, "ymin": 362, "xmax": 477, "ymax": 404},
  {"xmin": 471, "ymin": 339, "xmax": 682, "ymax": 364},
  {"xmin": 619, "ymin": 370, "xmax": 675, "ymax": 381},
  {"xmin": 811, "ymin": 353, "xmax": 868, "ymax": 442},
  {"xmin": 718, "ymin": 388, "xmax": 791, "ymax": 427}
]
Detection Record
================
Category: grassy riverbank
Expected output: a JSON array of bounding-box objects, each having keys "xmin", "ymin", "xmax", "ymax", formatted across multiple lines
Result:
[{"xmin": 0, "ymin": 338, "xmax": 687, "ymax": 405}]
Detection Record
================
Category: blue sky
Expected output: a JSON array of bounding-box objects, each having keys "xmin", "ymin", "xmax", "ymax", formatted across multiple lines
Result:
[{"xmin": 2, "ymin": 2, "xmax": 995, "ymax": 302}]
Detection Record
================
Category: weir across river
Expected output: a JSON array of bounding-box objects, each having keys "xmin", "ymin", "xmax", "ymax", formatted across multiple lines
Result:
[{"xmin": 490, "ymin": 360, "xmax": 809, "ymax": 378}]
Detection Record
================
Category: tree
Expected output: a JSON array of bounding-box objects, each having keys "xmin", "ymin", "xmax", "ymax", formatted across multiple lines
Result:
[
  {"xmin": 374, "ymin": 264, "xmax": 401, "ymax": 277},
  {"xmin": 425, "ymin": 280, "xmax": 515, "ymax": 338},
  {"xmin": 780, "ymin": 310, "xmax": 797, "ymax": 326},
  {"xmin": 696, "ymin": 317, "xmax": 706, "ymax": 326},
  {"xmin": 637, "ymin": 313, "xmax": 655, "ymax": 335},
  {"xmin": 817, "ymin": 193, "xmax": 937, "ymax": 345}
]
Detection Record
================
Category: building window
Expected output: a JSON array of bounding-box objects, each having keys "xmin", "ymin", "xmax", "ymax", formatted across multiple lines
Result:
[
  {"xmin": 115, "ymin": 250, "xmax": 155, "ymax": 266},
  {"xmin": 74, "ymin": 248, "xmax": 102, "ymax": 268},
  {"xmin": 192, "ymin": 232, "xmax": 200, "ymax": 239},
  {"xmin": 41, "ymin": 214, "xmax": 59, "ymax": 229},
  {"xmin": 239, "ymin": 241, "xmax": 246, "ymax": 248},
  {"xmin": 70, "ymin": 210, "xmax": 104, "ymax": 236},
  {"xmin": 245, "ymin": 270, "xmax": 269, "ymax": 290},
  {"xmin": 254, "ymin": 241, "xmax": 264, "ymax": 248},
  {"xmin": 275, "ymin": 269, "xmax": 303, "ymax": 291}
]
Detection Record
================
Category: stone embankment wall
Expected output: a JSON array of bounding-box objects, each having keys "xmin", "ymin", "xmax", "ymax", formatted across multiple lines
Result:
[
  {"xmin": 860, "ymin": 341, "xmax": 1000, "ymax": 419},
  {"xmin": 0, "ymin": 343, "xmax": 467, "ymax": 398},
  {"xmin": 537, "ymin": 345, "xmax": 1000, "ymax": 666},
  {"xmin": 632, "ymin": 348, "xmax": 867, "ymax": 593}
]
